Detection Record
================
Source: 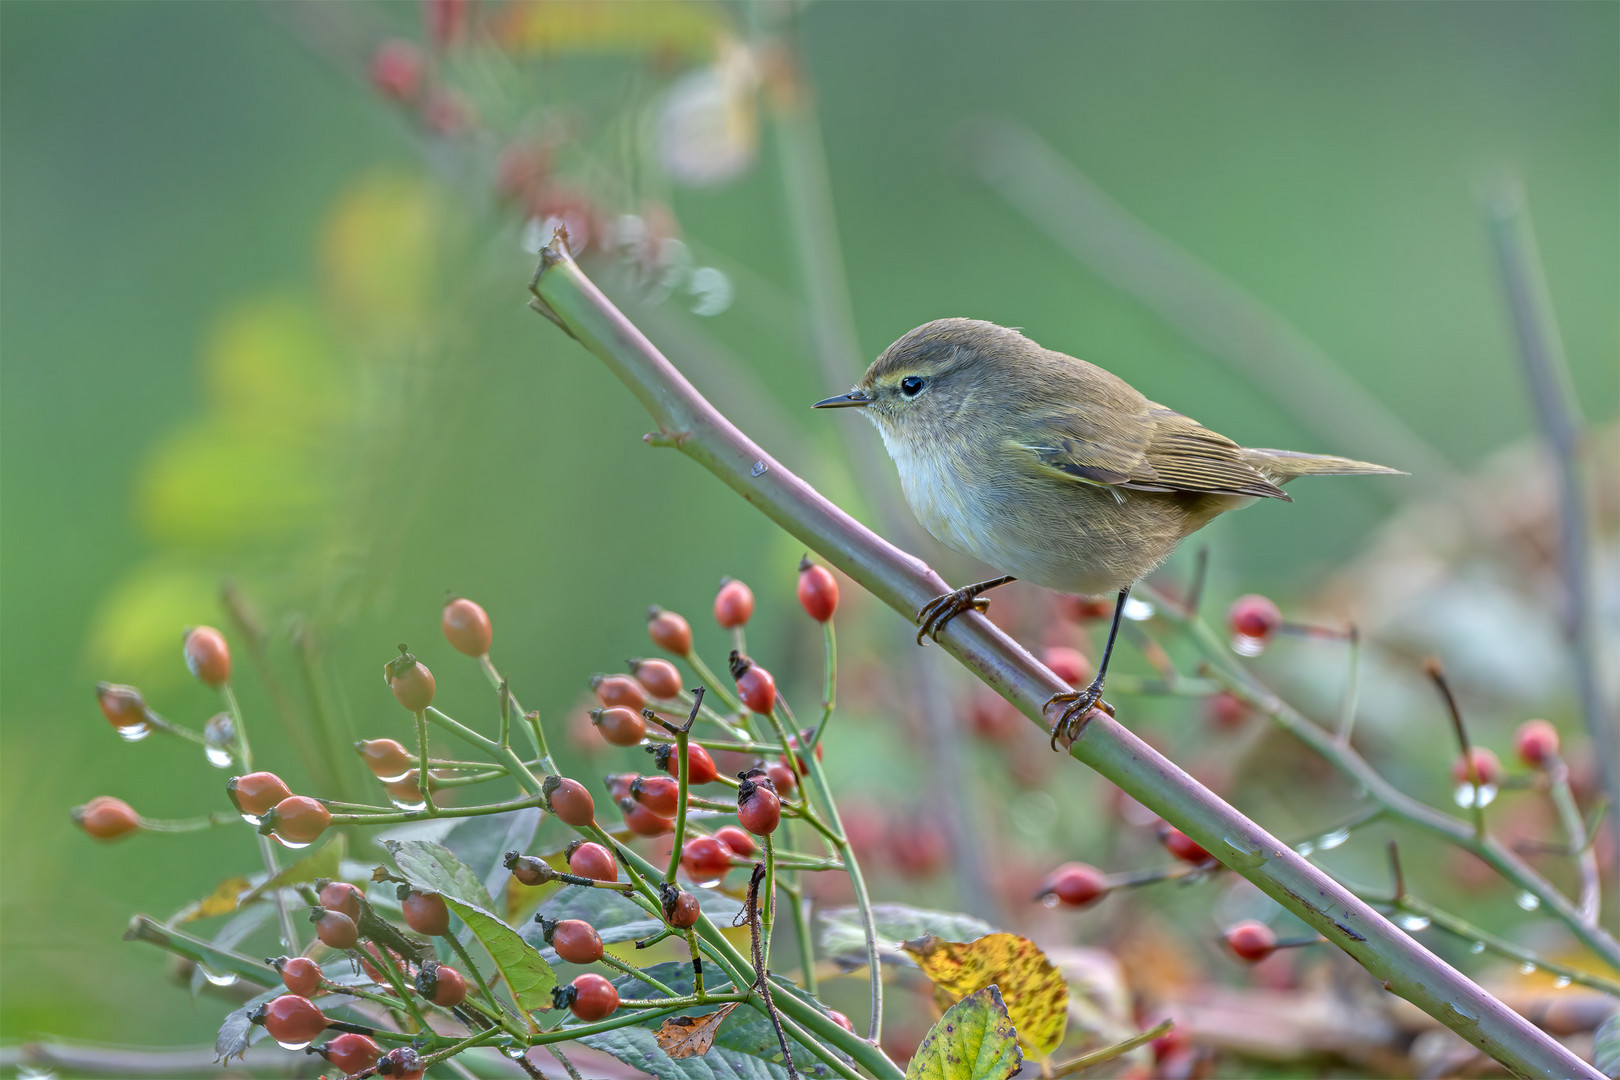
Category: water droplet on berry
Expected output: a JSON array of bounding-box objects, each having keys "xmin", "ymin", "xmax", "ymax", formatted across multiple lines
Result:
[
  {"xmin": 694, "ymin": 876, "xmax": 722, "ymax": 889},
  {"xmin": 1469, "ymin": 941, "xmax": 1487, "ymax": 954},
  {"xmin": 1453, "ymin": 782, "xmax": 1497, "ymax": 808},
  {"xmin": 204, "ymin": 744, "xmax": 234, "ymax": 768},
  {"xmin": 389, "ymin": 795, "xmax": 428, "ymax": 812},
  {"xmin": 376, "ymin": 769, "xmax": 413, "ymax": 784},
  {"xmin": 273, "ymin": 1038, "xmax": 313, "ymax": 1052},
  {"xmin": 275, "ymin": 836, "xmax": 314, "ymax": 850},
  {"xmin": 1518, "ymin": 961, "xmax": 1536, "ymax": 975},
  {"xmin": 1552, "ymin": 975, "xmax": 1570, "ymax": 988},
  {"xmin": 1294, "ymin": 840, "xmax": 1316, "ymax": 857},
  {"xmin": 1515, "ymin": 891, "xmax": 1541, "ymax": 911},
  {"xmin": 1039, "ymin": 893, "xmax": 1060, "ymax": 909},
  {"xmin": 116, "ymin": 721, "xmax": 152, "ymax": 742},
  {"xmin": 1230, "ymin": 634, "xmax": 1267, "ymax": 657},
  {"xmin": 1397, "ymin": 914, "xmax": 1430, "ymax": 932}
]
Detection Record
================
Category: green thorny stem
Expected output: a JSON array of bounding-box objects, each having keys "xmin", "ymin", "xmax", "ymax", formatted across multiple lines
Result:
[
  {"xmin": 528, "ymin": 233, "xmax": 1605, "ymax": 1080},
  {"xmin": 664, "ymin": 690, "xmax": 705, "ymax": 883}
]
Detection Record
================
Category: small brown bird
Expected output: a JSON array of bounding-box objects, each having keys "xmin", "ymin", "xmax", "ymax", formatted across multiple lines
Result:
[{"xmin": 814, "ymin": 318, "xmax": 1403, "ymax": 746}]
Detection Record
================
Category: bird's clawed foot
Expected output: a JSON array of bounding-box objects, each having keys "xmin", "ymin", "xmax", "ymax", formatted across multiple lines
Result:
[
  {"xmin": 1046, "ymin": 678, "xmax": 1114, "ymax": 751},
  {"xmin": 913, "ymin": 575, "xmax": 1015, "ymax": 646}
]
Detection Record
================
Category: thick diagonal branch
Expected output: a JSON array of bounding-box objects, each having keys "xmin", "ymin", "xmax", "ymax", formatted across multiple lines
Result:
[{"xmin": 527, "ymin": 237, "xmax": 1601, "ymax": 1080}]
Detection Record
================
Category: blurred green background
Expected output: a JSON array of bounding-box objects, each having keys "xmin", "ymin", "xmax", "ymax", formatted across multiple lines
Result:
[{"xmin": 3, "ymin": 0, "xmax": 1615, "ymax": 1062}]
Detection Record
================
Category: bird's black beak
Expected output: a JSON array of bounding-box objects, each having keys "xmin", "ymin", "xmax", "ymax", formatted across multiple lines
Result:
[{"xmin": 811, "ymin": 390, "xmax": 871, "ymax": 409}]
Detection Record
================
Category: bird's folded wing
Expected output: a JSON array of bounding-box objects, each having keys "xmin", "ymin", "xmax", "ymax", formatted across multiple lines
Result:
[{"xmin": 1012, "ymin": 404, "xmax": 1289, "ymax": 500}]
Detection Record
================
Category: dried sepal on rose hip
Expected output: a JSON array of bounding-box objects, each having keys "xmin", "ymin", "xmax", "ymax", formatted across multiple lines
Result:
[
  {"xmin": 183, "ymin": 625, "xmax": 232, "ymax": 687},
  {"xmin": 630, "ymin": 775, "xmax": 681, "ymax": 816},
  {"xmin": 1037, "ymin": 862, "xmax": 1110, "ymax": 909},
  {"xmin": 736, "ymin": 771, "xmax": 781, "ymax": 837},
  {"xmin": 376, "ymin": 1045, "xmax": 425, "ymax": 1079},
  {"xmin": 543, "ymin": 775, "xmax": 595, "ymax": 826},
  {"xmin": 555, "ymin": 972, "xmax": 619, "ymax": 1021},
  {"xmin": 714, "ymin": 577, "xmax": 754, "ymax": 629},
  {"xmin": 650, "ymin": 742, "xmax": 718, "ymax": 785},
  {"xmin": 72, "ymin": 796, "xmax": 141, "ymax": 840},
  {"xmin": 661, "ymin": 883, "xmax": 701, "ymax": 929},
  {"xmin": 441, "ymin": 596, "xmax": 493, "ymax": 657},
  {"xmin": 505, "ymin": 851, "xmax": 556, "ymax": 887},
  {"xmin": 384, "ymin": 645, "xmax": 435, "ymax": 713},
  {"xmin": 797, "ymin": 556, "xmax": 839, "ymax": 622},
  {"xmin": 729, "ymin": 651, "xmax": 776, "ymax": 715},
  {"xmin": 536, "ymin": 916, "xmax": 604, "ymax": 965},
  {"xmin": 646, "ymin": 605, "xmax": 693, "ymax": 655},
  {"xmin": 416, "ymin": 959, "xmax": 467, "ymax": 1007}
]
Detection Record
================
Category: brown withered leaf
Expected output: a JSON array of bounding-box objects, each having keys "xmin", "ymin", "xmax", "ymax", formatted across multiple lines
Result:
[
  {"xmin": 903, "ymin": 932, "xmax": 1069, "ymax": 1058},
  {"xmin": 654, "ymin": 1002, "xmax": 740, "ymax": 1058}
]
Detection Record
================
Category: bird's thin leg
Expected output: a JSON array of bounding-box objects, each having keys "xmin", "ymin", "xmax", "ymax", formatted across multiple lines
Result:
[
  {"xmin": 914, "ymin": 575, "xmax": 1016, "ymax": 645},
  {"xmin": 1047, "ymin": 587, "xmax": 1129, "ymax": 749}
]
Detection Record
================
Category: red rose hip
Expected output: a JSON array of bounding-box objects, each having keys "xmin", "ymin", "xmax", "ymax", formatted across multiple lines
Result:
[
  {"xmin": 1040, "ymin": 863, "xmax": 1109, "ymax": 908},
  {"xmin": 647, "ymin": 606, "xmax": 693, "ymax": 655},
  {"xmin": 72, "ymin": 796, "xmax": 140, "ymax": 840},
  {"xmin": 548, "ymin": 918, "xmax": 604, "ymax": 964},
  {"xmin": 544, "ymin": 776, "xmax": 596, "ymax": 826},
  {"xmin": 228, "ymin": 772, "xmax": 292, "ymax": 818},
  {"xmin": 631, "ymin": 775, "xmax": 681, "ymax": 816},
  {"xmin": 714, "ymin": 578, "xmax": 754, "ymax": 629},
  {"xmin": 269, "ymin": 796, "xmax": 331, "ymax": 847},
  {"xmin": 280, "ymin": 956, "xmax": 323, "ymax": 997},
  {"xmin": 385, "ymin": 647, "xmax": 435, "ymax": 712},
  {"xmin": 797, "ymin": 558, "xmax": 839, "ymax": 622},
  {"xmin": 737, "ymin": 777, "xmax": 781, "ymax": 837},
  {"xmin": 568, "ymin": 841, "xmax": 618, "ymax": 882},
  {"xmin": 714, "ymin": 825, "xmax": 757, "ymax": 857},
  {"xmin": 1225, "ymin": 920, "xmax": 1278, "ymax": 962},
  {"xmin": 324, "ymin": 1032, "xmax": 381, "ymax": 1074},
  {"xmin": 402, "ymin": 891, "xmax": 451, "ymax": 936},
  {"xmin": 564, "ymin": 973, "xmax": 619, "ymax": 1021},
  {"xmin": 259, "ymin": 993, "xmax": 327, "ymax": 1047},
  {"xmin": 441, "ymin": 597, "xmax": 493, "ymax": 656},
  {"xmin": 632, "ymin": 658, "xmax": 683, "ymax": 700},
  {"xmin": 1515, "ymin": 720, "xmax": 1560, "ymax": 768},
  {"xmin": 1227, "ymin": 595, "xmax": 1282, "ymax": 642},
  {"xmin": 593, "ymin": 674, "xmax": 646, "ymax": 712},
  {"xmin": 183, "ymin": 626, "xmax": 232, "ymax": 687},
  {"xmin": 592, "ymin": 706, "xmax": 646, "ymax": 747},
  {"xmin": 681, "ymin": 836, "xmax": 733, "ymax": 883}
]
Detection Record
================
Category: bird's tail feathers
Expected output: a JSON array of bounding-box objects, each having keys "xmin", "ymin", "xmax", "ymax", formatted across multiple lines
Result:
[{"xmin": 1245, "ymin": 448, "xmax": 1407, "ymax": 482}]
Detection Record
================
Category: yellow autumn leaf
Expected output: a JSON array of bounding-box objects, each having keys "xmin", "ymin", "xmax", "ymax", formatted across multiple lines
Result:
[
  {"xmin": 494, "ymin": 0, "xmax": 724, "ymax": 58},
  {"xmin": 902, "ymin": 932, "xmax": 1069, "ymax": 1059},
  {"xmin": 177, "ymin": 877, "xmax": 255, "ymax": 922}
]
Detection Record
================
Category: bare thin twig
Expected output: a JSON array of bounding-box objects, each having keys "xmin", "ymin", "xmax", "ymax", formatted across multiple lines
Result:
[{"xmin": 745, "ymin": 862, "xmax": 800, "ymax": 1080}]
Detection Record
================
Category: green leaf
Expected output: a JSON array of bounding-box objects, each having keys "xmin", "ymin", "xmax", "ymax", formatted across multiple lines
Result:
[
  {"xmin": 444, "ymin": 896, "xmax": 556, "ymax": 1012},
  {"xmin": 242, "ymin": 834, "xmax": 346, "ymax": 905},
  {"xmin": 818, "ymin": 903, "xmax": 997, "ymax": 967},
  {"xmin": 562, "ymin": 962, "xmax": 851, "ymax": 1079},
  {"xmin": 385, "ymin": 838, "xmax": 496, "ymax": 911},
  {"xmin": 1594, "ymin": 1009, "xmax": 1620, "ymax": 1078},
  {"xmin": 387, "ymin": 838, "xmax": 555, "ymax": 1012},
  {"xmin": 906, "ymin": 986, "xmax": 1022, "ymax": 1080},
  {"xmin": 442, "ymin": 807, "xmax": 541, "ymax": 904}
]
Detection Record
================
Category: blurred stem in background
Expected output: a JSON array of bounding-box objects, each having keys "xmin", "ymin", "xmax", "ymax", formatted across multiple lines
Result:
[
  {"xmin": 752, "ymin": 0, "xmax": 998, "ymax": 922},
  {"xmin": 1486, "ymin": 184, "xmax": 1618, "ymax": 825}
]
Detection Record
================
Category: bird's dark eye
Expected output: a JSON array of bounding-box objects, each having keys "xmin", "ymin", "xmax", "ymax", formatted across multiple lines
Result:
[{"xmin": 900, "ymin": 376, "xmax": 925, "ymax": 397}]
